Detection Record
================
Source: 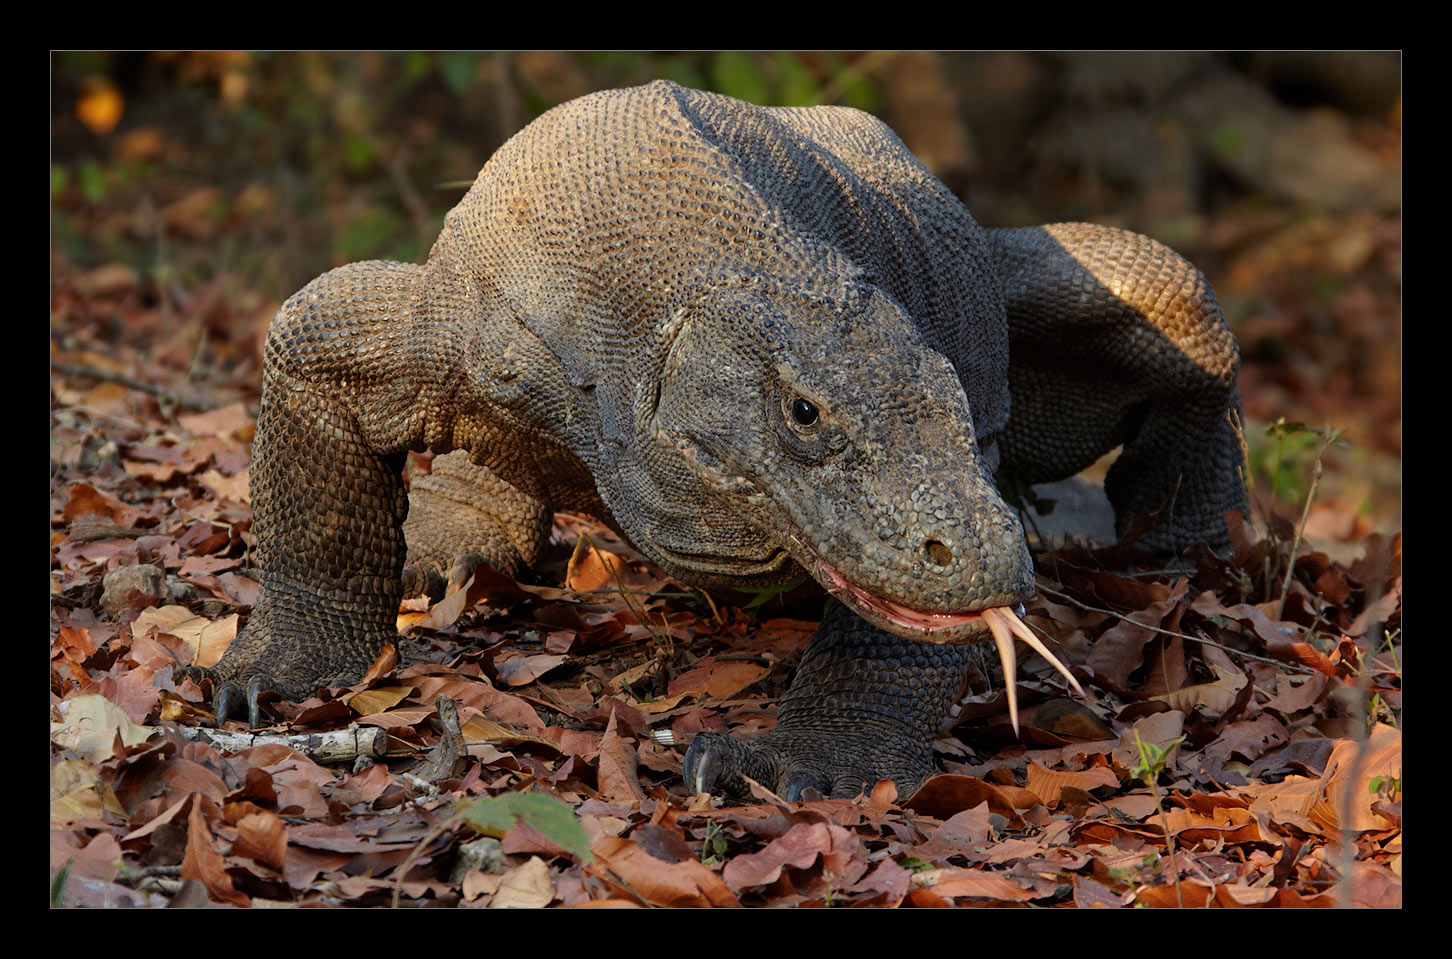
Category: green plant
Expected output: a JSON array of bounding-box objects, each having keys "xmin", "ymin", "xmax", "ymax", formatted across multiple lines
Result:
[
  {"xmin": 1254, "ymin": 420, "xmax": 1348, "ymax": 617},
  {"xmin": 456, "ymin": 791, "xmax": 594, "ymax": 863},
  {"xmin": 1369, "ymin": 773, "xmax": 1400, "ymax": 804},
  {"xmin": 700, "ymin": 820, "xmax": 728, "ymax": 866},
  {"xmin": 51, "ymin": 858, "xmax": 74, "ymax": 908},
  {"xmin": 1130, "ymin": 729, "xmax": 1187, "ymax": 907},
  {"xmin": 735, "ymin": 574, "xmax": 807, "ymax": 619}
]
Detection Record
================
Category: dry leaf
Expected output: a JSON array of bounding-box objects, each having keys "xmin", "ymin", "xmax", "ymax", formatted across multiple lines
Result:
[
  {"xmin": 1304, "ymin": 723, "xmax": 1401, "ymax": 833},
  {"xmin": 1151, "ymin": 663, "xmax": 1247, "ymax": 717},
  {"xmin": 51, "ymin": 694, "xmax": 153, "ymax": 764},
  {"xmin": 489, "ymin": 856, "xmax": 555, "ymax": 908}
]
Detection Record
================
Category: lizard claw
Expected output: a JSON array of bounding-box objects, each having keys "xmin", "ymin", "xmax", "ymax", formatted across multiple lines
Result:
[
  {"xmin": 683, "ymin": 729, "xmax": 911, "ymax": 802},
  {"xmin": 212, "ymin": 674, "xmax": 275, "ymax": 728},
  {"xmin": 682, "ymin": 734, "xmax": 725, "ymax": 796},
  {"xmin": 683, "ymin": 732, "xmax": 770, "ymax": 799},
  {"xmin": 780, "ymin": 770, "xmax": 829, "ymax": 803}
]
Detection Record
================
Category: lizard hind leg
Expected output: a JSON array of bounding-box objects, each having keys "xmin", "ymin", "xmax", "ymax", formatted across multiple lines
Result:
[
  {"xmin": 402, "ymin": 450, "xmax": 553, "ymax": 600},
  {"xmin": 987, "ymin": 223, "xmax": 1247, "ymax": 553}
]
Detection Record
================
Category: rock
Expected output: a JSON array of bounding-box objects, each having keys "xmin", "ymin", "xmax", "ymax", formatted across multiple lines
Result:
[
  {"xmin": 451, "ymin": 837, "xmax": 505, "ymax": 882},
  {"xmin": 100, "ymin": 564, "xmax": 167, "ymax": 616}
]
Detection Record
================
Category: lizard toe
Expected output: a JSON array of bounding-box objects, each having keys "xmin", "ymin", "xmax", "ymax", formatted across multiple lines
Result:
[
  {"xmin": 402, "ymin": 551, "xmax": 493, "ymax": 602},
  {"xmin": 401, "ymin": 561, "xmax": 447, "ymax": 602},
  {"xmin": 684, "ymin": 729, "xmax": 914, "ymax": 802},
  {"xmin": 683, "ymin": 732, "xmax": 772, "ymax": 798},
  {"xmin": 780, "ymin": 769, "xmax": 831, "ymax": 803},
  {"xmin": 211, "ymin": 673, "xmax": 276, "ymax": 728}
]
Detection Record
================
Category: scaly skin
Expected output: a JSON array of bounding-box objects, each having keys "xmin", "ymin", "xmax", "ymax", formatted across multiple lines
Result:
[
  {"xmin": 195, "ymin": 82, "xmax": 1244, "ymax": 799},
  {"xmin": 683, "ymin": 602, "xmax": 978, "ymax": 800}
]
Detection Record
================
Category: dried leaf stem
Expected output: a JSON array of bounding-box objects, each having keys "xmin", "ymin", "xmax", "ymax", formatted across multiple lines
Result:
[{"xmin": 1036, "ymin": 582, "xmax": 1319, "ymax": 674}]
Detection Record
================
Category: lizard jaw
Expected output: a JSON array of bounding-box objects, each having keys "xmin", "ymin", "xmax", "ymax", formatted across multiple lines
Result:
[
  {"xmin": 817, "ymin": 560, "xmax": 989, "ymax": 637},
  {"xmin": 813, "ymin": 557, "xmax": 1084, "ymax": 735}
]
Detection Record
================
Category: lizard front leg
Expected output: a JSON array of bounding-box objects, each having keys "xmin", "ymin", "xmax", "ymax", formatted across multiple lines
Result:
[
  {"xmin": 683, "ymin": 602, "xmax": 976, "ymax": 801},
  {"xmin": 191, "ymin": 261, "xmax": 453, "ymax": 724}
]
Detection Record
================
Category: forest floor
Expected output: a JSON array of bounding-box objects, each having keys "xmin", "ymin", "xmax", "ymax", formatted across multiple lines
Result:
[{"xmin": 49, "ymin": 255, "xmax": 1400, "ymax": 908}]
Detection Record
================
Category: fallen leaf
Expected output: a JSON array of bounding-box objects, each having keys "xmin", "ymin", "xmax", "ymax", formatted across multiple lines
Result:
[
  {"xmin": 231, "ymin": 809, "xmax": 288, "ymax": 871},
  {"xmin": 913, "ymin": 867, "xmax": 1040, "ymax": 903},
  {"xmin": 597, "ymin": 712, "xmax": 647, "ymax": 803},
  {"xmin": 590, "ymin": 835, "xmax": 739, "ymax": 907},
  {"xmin": 1151, "ymin": 663, "xmax": 1248, "ymax": 717},
  {"xmin": 132, "ymin": 607, "xmax": 237, "ymax": 668},
  {"xmin": 496, "ymin": 654, "xmax": 567, "ymax": 687},
  {"xmin": 51, "ymin": 694, "xmax": 153, "ymax": 764},
  {"xmin": 721, "ymin": 821, "xmax": 859, "ymax": 893},
  {"xmin": 62, "ymin": 481, "xmax": 150, "ymax": 527},
  {"xmin": 1304, "ymin": 723, "xmax": 1401, "ymax": 833},
  {"xmin": 489, "ymin": 856, "xmax": 555, "ymax": 908},
  {"xmin": 50, "ymin": 759, "xmax": 127, "ymax": 822},
  {"xmin": 181, "ymin": 796, "xmax": 249, "ymax": 906},
  {"xmin": 1024, "ymin": 762, "xmax": 1120, "ymax": 807}
]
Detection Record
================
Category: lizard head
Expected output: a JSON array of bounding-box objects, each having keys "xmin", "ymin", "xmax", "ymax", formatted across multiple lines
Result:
[{"xmin": 610, "ymin": 277, "xmax": 1035, "ymax": 645}]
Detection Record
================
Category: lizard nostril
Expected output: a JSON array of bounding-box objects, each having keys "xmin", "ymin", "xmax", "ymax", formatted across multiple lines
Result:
[{"xmin": 923, "ymin": 539, "xmax": 954, "ymax": 567}]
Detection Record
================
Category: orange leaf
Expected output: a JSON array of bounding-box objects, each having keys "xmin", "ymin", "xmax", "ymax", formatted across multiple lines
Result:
[
  {"xmin": 181, "ymin": 797, "xmax": 249, "ymax": 906},
  {"xmin": 76, "ymin": 81, "xmax": 123, "ymax": 135},
  {"xmin": 1304, "ymin": 723, "xmax": 1401, "ymax": 833},
  {"xmin": 1024, "ymin": 761, "xmax": 1119, "ymax": 807},
  {"xmin": 721, "ymin": 821, "xmax": 859, "ymax": 893},
  {"xmin": 1151, "ymin": 663, "xmax": 1247, "ymax": 717},
  {"xmin": 590, "ymin": 836, "xmax": 739, "ymax": 907},
  {"xmin": 597, "ymin": 712, "xmax": 646, "ymax": 803},
  {"xmin": 232, "ymin": 810, "xmax": 288, "ymax": 871}
]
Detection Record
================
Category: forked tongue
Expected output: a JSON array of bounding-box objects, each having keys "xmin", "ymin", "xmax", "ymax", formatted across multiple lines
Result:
[{"xmin": 980, "ymin": 605, "xmax": 1084, "ymax": 736}]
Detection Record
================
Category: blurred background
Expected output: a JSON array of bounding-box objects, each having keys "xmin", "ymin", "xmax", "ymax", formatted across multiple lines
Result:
[{"xmin": 50, "ymin": 51, "xmax": 1401, "ymax": 540}]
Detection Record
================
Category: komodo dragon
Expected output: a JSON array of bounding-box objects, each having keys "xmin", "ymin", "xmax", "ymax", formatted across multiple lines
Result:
[{"xmin": 193, "ymin": 80, "xmax": 1245, "ymax": 800}]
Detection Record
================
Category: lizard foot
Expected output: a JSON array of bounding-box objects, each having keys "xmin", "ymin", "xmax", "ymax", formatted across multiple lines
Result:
[
  {"xmin": 682, "ymin": 727, "xmax": 931, "ymax": 801},
  {"xmin": 402, "ymin": 551, "xmax": 491, "ymax": 602},
  {"xmin": 178, "ymin": 624, "xmax": 387, "ymax": 728},
  {"xmin": 178, "ymin": 665, "xmax": 281, "ymax": 727}
]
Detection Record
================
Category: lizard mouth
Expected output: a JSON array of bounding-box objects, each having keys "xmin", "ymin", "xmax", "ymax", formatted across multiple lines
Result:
[
  {"xmin": 650, "ymin": 542, "xmax": 796, "ymax": 580},
  {"xmin": 818, "ymin": 560, "xmax": 988, "ymax": 636},
  {"xmin": 650, "ymin": 528, "xmax": 1085, "ymax": 734},
  {"xmin": 811, "ymin": 554, "xmax": 1084, "ymax": 734}
]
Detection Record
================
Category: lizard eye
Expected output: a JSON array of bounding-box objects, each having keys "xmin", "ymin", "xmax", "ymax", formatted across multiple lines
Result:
[{"xmin": 790, "ymin": 398, "xmax": 819, "ymax": 428}]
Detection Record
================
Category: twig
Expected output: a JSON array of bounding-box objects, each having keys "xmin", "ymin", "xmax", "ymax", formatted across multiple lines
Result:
[
  {"xmin": 1274, "ymin": 429, "xmax": 1339, "ymax": 620},
  {"xmin": 696, "ymin": 587, "xmax": 724, "ymax": 627},
  {"xmin": 383, "ymin": 135, "xmax": 435, "ymax": 256},
  {"xmin": 51, "ymin": 360, "xmax": 217, "ymax": 411},
  {"xmin": 51, "ymin": 403, "xmax": 150, "ymax": 432},
  {"xmin": 391, "ymin": 813, "xmax": 457, "ymax": 908},
  {"xmin": 176, "ymin": 724, "xmax": 386, "ymax": 763},
  {"xmin": 583, "ymin": 530, "xmax": 674, "ymax": 651},
  {"xmin": 1036, "ymin": 582, "xmax": 1319, "ymax": 674}
]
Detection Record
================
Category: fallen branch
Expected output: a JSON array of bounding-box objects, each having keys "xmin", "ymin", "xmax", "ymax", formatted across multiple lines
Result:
[
  {"xmin": 51, "ymin": 360, "xmax": 216, "ymax": 411},
  {"xmin": 175, "ymin": 724, "xmax": 386, "ymax": 763}
]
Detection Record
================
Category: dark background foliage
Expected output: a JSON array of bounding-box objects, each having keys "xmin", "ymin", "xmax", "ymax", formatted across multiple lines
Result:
[{"xmin": 50, "ymin": 50, "xmax": 1401, "ymax": 530}]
